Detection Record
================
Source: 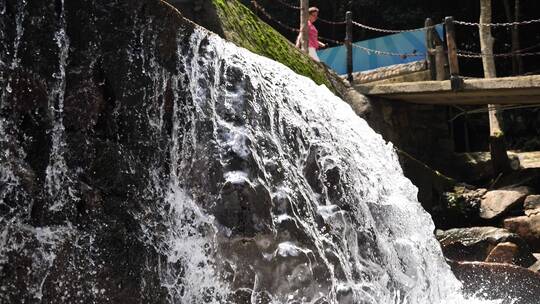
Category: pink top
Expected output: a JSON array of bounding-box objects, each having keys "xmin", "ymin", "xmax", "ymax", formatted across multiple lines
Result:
[{"xmin": 308, "ymin": 21, "xmax": 319, "ymax": 49}]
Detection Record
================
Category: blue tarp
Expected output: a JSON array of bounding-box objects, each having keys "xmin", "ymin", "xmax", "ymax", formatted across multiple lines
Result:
[{"xmin": 317, "ymin": 24, "xmax": 444, "ymax": 75}]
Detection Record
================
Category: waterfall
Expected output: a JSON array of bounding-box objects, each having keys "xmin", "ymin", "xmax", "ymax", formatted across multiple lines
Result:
[
  {"xmin": 159, "ymin": 27, "xmax": 497, "ymax": 304},
  {"xmin": 0, "ymin": 2, "xmax": 502, "ymax": 303}
]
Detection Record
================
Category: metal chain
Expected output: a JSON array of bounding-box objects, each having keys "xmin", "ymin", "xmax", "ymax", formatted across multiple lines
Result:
[
  {"xmin": 318, "ymin": 36, "xmax": 343, "ymax": 45},
  {"xmin": 312, "ymin": 37, "xmax": 424, "ymax": 57},
  {"xmin": 454, "ymin": 18, "xmax": 540, "ymax": 27},
  {"xmin": 352, "ymin": 43, "xmax": 424, "ymax": 57},
  {"xmin": 273, "ymin": 0, "xmax": 300, "ymax": 10},
  {"xmin": 352, "ymin": 21, "xmax": 437, "ymax": 33},
  {"xmin": 252, "ymin": 0, "xmax": 299, "ymax": 33},
  {"xmin": 457, "ymin": 49, "xmax": 540, "ymax": 58},
  {"xmin": 318, "ymin": 17, "xmax": 347, "ymax": 25}
]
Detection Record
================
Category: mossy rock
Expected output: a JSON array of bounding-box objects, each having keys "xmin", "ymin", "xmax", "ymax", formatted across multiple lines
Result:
[
  {"xmin": 433, "ymin": 185, "xmax": 485, "ymax": 229},
  {"xmin": 211, "ymin": 0, "xmax": 337, "ymax": 91}
]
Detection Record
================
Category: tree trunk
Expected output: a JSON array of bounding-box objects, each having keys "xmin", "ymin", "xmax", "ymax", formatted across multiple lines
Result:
[
  {"xmin": 503, "ymin": 0, "xmax": 523, "ymax": 75},
  {"xmin": 300, "ymin": 0, "xmax": 309, "ymax": 52},
  {"xmin": 479, "ymin": 0, "xmax": 511, "ymax": 174}
]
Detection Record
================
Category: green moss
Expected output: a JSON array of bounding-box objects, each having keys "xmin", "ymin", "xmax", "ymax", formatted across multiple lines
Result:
[{"xmin": 211, "ymin": 0, "xmax": 334, "ymax": 90}]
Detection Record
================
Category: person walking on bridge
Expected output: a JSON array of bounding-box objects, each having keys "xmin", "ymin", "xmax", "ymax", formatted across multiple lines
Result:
[{"xmin": 296, "ymin": 7, "xmax": 326, "ymax": 62}]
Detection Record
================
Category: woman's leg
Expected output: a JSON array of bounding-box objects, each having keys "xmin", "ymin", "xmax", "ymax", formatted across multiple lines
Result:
[{"xmin": 308, "ymin": 47, "xmax": 320, "ymax": 62}]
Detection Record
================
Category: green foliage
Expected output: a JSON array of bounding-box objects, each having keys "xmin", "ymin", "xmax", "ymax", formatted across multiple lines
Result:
[{"xmin": 212, "ymin": 0, "xmax": 333, "ymax": 89}]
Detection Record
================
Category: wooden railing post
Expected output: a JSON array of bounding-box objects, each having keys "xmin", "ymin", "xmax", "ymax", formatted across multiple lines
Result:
[
  {"xmin": 435, "ymin": 45, "xmax": 447, "ymax": 80},
  {"xmin": 345, "ymin": 11, "xmax": 353, "ymax": 82},
  {"xmin": 444, "ymin": 16, "xmax": 463, "ymax": 90},
  {"xmin": 300, "ymin": 0, "xmax": 309, "ymax": 52},
  {"xmin": 425, "ymin": 18, "xmax": 436, "ymax": 80}
]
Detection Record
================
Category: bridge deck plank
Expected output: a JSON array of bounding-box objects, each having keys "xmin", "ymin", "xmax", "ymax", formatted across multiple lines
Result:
[{"xmin": 355, "ymin": 75, "xmax": 540, "ymax": 105}]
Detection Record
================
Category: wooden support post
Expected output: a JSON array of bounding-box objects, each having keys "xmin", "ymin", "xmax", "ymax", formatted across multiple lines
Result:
[
  {"xmin": 300, "ymin": 0, "xmax": 309, "ymax": 52},
  {"xmin": 480, "ymin": 0, "xmax": 511, "ymax": 174},
  {"xmin": 435, "ymin": 45, "xmax": 447, "ymax": 80},
  {"xmin": 345, "ymin": 11, "xmax": 353, "ymax": 82},
  {"xmin": 425, "ymin": 18, "xmax": 436, "ymax": 80},
  {"xmin": 445, "ymin": 16, "xmax": 463, "ymax": 91}
]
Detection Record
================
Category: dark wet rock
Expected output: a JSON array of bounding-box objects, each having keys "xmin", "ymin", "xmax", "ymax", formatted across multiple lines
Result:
[
  {"xmin": 504, "ymin": 214, "xmax": 540, "ymax": 251},
  {"xmin": 395, "ymin": 150, "xmax": 456, "ymax": 218},
  {"xmin": 479, "ymin": 186, "xmax": 532, "ymax": 220},
  {"xmin": 215, "ymin": 180, "xmax": 274, "ymax": 237},
  {"xmin": 449, "ymin": 260, "xmax": 540, "ymax": 304},
  {"xmin": 524, "ymin": 195, "xmax": 540, "ymax": 216},
  {"xmin": 436, "ymin": 227, "xmax": 536, "ymax": 267},
  {"xmin": 0, "ymin": 0, "xmax": 193, "ymax": 302}
]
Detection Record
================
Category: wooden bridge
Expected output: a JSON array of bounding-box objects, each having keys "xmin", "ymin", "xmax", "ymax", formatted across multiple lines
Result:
[
  {"xmin": 355, "ymin": 75, "xmax": 540, "ymax": 105},
  {"xmin": 345, "ymin": 17, "xmax": 540, "ymax": 106}
]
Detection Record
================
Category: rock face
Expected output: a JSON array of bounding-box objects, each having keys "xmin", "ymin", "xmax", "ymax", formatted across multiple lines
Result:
[
  {"xmin": 504, "ymin": 214, "xmax": 540, "ymax": 251},
  {"xmin": 450, "ymin": 260, "xmax": 540, "ymax": 304},
  {"xmin": 0, "ymin": 1, "xmax": 465, "ymax": 303},
  {"xmin": 479, "ymin": 187, "xmax": 532, "ymax": 219},
  {"xmin": 436, "ymin": 227, "xmax": 536, "ymax": 267}
]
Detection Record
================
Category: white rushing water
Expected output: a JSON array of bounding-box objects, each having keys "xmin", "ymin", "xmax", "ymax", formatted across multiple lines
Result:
[
  {"xmin": 145, "ymin": 27, "xmax": 501, "ymax": 303},
  {"xmin": 44, "ymin": 0, "xmax": 70, "ymax": 212}
]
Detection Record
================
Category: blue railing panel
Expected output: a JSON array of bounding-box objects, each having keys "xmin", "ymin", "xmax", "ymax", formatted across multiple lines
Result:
[{"xmin": 317, "ymin": 24, "xmax": 444, "ymax": 75}]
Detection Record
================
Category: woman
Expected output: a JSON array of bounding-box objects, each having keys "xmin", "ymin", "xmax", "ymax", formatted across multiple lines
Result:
[{"xmin": 296, "ymin": 7, "xmax": 326, "ymax": 62}]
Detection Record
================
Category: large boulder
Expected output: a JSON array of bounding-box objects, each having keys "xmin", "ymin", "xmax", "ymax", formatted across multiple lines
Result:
[
  {"xmin": 485, "ymin": 242, "xmax": 521, "ymax": 264},
  {"xmin": 530, "ymin": 253, "xmax": 540, "ymax": 273},
  {"xmin": 479, "ymin": 186, "xmax": 532, "ymax": 220},
  {"xmin": 504, "ymin": 214, "xmax": 540, "ymax": 251},
  {"xmin": 436, "ymin": 227, "xmax": 536, "ymax": 267},
  {"xmin": 449, "ymin": 260, "xmax": 540, "ymax": 304},
  {"xmin": 524, "ymin": 195, "xmax": 540, "ymax": 216}
]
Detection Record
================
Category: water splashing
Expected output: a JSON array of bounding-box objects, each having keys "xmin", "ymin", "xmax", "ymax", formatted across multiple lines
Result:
[{"xmin": 45, "ymin": 0, "xmax": 71, "ymax": 212}]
